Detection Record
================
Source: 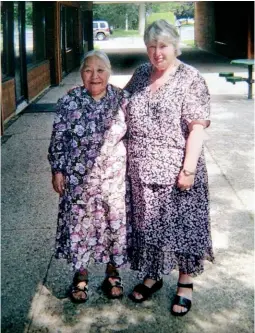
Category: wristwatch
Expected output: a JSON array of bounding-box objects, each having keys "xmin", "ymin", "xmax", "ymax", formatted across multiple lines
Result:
[{"xmin": 182, "ymin": 169, "xmax": 196, "ymax": 176}]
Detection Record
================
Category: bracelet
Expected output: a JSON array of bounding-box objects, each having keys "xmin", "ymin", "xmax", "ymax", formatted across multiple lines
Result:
[{"xmin": 182, "ymin": 169, "xmax": 196, "ymax": 176}]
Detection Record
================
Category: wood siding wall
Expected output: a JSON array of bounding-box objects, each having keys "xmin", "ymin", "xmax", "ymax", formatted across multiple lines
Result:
[
  {"xmin": 2, "ymin": 79, "xmax": 16, "ymax": 122},
  {"xmin": 27, "ymin": 61, "xmax": 51, "ymax": 101}
]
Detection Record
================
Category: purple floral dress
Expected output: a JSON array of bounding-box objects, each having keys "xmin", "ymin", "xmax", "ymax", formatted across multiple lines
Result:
[
  {"xmin": 48, "ymin": 84, "xmax": 128, "ymax": 271},
  {"xmin": 125, "ymin": 62, "xmax": 214, "ymax": 280}
]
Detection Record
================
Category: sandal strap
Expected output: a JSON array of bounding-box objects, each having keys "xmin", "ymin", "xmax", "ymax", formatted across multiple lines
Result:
[
  {"xmin": 173, "ymin": 295, "xmax": 192, "ymax": 310},
  {"xmin": 133, "ymin": 283, "xmax": 152, "ymax": 298},
  {"xmin": 177, "ymin": 282, "xmax": 193, "ymax": 290},
  {"xmin": 110, "ymin": 276, "xmax": 123, "ymax": 287},
  {"xmin": 102, "ymin": 276, "xmax": 124, "ymax": 298},
  {"xmin": 105, "ymin": 263, "xmax": 120, "ymax": 277},
  {"xmin": 73, "ymin": 270, "xmax": 89, "ymax": 285}
]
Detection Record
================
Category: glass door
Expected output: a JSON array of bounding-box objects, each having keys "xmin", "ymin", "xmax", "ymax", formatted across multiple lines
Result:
[{"xmin": 14, "ymin": 2, "xmax": 27, "ymax": 104}]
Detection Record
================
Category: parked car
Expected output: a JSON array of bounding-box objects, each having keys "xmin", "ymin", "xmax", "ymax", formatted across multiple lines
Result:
[{"xmin": 93, "ymin": 20, "xmax": 110, "ymax": 41}]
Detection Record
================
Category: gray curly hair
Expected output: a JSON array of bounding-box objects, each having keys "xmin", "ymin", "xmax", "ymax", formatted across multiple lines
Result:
[{"xmin": 144, "ymin": 19, "xmax": 182, "ymax": 56}]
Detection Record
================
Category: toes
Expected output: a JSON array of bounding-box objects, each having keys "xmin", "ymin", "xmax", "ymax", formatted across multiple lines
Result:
[
  {"xmin": 72, "ymin": 290, "xmax": 86, "ymax": 300},
  {"xmin": 112, "ymin": 286, "xmax": 121, "ymax": 296},
  {"xmin": 173, "ymin": 305, "xmax": 187, "ymax": 313},
  {"xmin": 133, "ymin": 291, "xmax": 143, "ymax": 300}
]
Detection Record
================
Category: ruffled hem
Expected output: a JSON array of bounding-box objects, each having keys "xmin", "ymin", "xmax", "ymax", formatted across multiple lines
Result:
[{"xmin": 128, "ymin": 244, "xmax": 215, "ymax": 280}]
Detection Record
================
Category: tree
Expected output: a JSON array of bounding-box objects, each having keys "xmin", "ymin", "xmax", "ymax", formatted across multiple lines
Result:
[
  {"xmin": 146, "ymin": 2, "xmax": 194, "ymax": 20},
  {"xmin": 173, "ymin": 2, "xmax": 194, "ymax": 21},
  {"xmin": 93, "ymin": 3, "xmax": 139, "ymax": 30}
]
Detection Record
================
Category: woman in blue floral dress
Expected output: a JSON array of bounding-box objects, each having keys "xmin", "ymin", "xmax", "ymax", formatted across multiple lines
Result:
[{"xmin": 48, "ymin": 50, "xmax": 128, "ymax": 302}]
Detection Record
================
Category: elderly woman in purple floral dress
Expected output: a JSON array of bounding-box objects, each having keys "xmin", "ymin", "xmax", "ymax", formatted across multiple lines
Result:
[
  {"xmin": 48, "ymin": 50, "xmax": 128, "ymax": 302},
  {"xmin": 125, "ymin": 20, "xmax": 214, "ymax": 316}
]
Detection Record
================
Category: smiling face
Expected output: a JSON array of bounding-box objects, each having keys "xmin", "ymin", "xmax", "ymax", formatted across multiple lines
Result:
[
  {"xmin": 147, "ymin": 39, "xmax": 176, "ymax": 71},
  {"xmin": 81, "ymin": 56, "xmax": 110, "ymax": 100}
]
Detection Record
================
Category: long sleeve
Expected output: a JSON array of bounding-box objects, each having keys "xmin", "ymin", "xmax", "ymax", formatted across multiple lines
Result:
[{"xmin": 48, "ymin": 100, "xmax": 68, "ymax": 174}]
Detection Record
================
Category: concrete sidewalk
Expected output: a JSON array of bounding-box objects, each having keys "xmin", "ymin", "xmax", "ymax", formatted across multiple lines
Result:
[{"xmin": 1, "ymin": 48, "xmax": 254, "ymax": 333}]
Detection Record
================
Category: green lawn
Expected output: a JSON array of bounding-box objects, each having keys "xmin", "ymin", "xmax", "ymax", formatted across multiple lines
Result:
[
  {"xmin": 183, "ymin": 40, "xmax": 195, "ymax": 47},
  {"xmin": 111, "ymin": 29, "xmax": 140, "ymax": 38},
  {"xmin": 181, "ymin": 23, "xmax": 194, "ymax": 27}
]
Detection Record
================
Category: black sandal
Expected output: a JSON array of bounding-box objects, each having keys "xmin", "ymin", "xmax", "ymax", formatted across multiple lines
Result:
[
  {"xmin": 101, "ymin": 263, "xmax": 124, "ymax": 299},
  {"xmin": 128, "ymin": 278, "xmax": 163, "ymax": 303},
  {"xmin": 170, "ymin": 282, "xmax": 193, "ymax": 316},
  {"xmin": 70, "ymin": 270, "xmax": 89, "ymax": 303}
]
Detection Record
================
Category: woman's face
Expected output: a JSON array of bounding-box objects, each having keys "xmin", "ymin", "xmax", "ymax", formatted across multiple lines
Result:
[
  {"xmin": 81, "ymin": 56, "xmax": 110, "ymax": 99},
  {"xmin": 147, "ymin": 40, "xmax": 176, "ymax": 71}
]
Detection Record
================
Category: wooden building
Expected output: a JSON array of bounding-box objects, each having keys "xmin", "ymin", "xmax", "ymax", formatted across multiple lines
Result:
[
  {"xmin": 1, "ymin": 1, "xmax": 93, "ymax": 129},
  {"xmin": 1, "ymin": 1, "xmax": 254, "ymax": 134},
  {"xmin": 195, "ymin": 1, "xmax": 254, "ymax": 59}
]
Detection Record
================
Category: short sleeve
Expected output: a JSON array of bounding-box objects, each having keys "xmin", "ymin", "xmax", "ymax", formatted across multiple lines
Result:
[
  {"xmin": 124, "ymin": 68, "xmax": 140, "ymax": 94},
  {"xmin": 124, "ymin": 64, "xmax": 149, "ymax": 95},
  {"xmin": 182, "ymin": 73, "xmax": 211, "ymax": 129}
]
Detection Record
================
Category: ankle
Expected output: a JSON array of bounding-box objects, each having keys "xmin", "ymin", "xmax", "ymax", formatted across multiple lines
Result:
[{"xmin": 178, "ymin": 273, "xmax": 192, "ymax": 284}]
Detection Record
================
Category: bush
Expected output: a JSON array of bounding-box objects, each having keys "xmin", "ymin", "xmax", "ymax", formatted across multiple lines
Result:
[{"xmin": 146, "ymin": 12, "xmax": 175, "ymax": 26}]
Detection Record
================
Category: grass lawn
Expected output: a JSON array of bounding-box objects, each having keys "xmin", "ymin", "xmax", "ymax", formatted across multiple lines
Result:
[
  {"xmin": 183, "ymin": 40, "xmax": 195, "ymax": 47},
  {"xmin": 181, "ymin": 23, "xmax": 194, "ymax": 27},
  {"xmin": 111, "ymin": 29, "xmax": 140, "ymax": 38}
]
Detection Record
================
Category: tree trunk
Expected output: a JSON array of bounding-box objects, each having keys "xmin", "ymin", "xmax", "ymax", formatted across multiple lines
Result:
[
  {"xmin": 138, "ymin": 3, "xmax": 145, "ymax": 36},
  {"xmin": 125, "ymin": 12, "xmax": 128, "ymax": 31}
]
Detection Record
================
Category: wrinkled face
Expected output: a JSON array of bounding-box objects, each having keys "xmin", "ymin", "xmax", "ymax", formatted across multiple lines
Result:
[
  {"xmin": 81, "ymin": 56, "xmax": 110, "ymax": 99},
  {"xmin": 147, "ymin": 40, "xmax": 176, "ymax": 71}
]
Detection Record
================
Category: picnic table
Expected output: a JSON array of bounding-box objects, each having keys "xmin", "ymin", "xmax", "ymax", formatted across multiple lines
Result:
[{"xmin": 219, "ymin": 59, "xmax": 254, "ymax": 99}]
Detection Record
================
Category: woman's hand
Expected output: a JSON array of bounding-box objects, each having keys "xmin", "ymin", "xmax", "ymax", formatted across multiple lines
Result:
[
  {"xmin": 177, "ymin": 169, "xmax": 195, "ymax": 191},
  {"xmin": 52, "ymin": 172, "xmax": 65, "ymax": 195}
]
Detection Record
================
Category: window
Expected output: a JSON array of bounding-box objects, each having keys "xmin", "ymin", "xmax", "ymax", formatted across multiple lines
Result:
[
  {"xmin": 1, "ymin": 2, "xmax": 14, "ymax": 78},
  {"xmin": 100, "ymin": 22, "xmax": 106, "ymax": 28},
  {"xmin": 61, "ymin": 6, "xmax": 77, "ymax": 50},
  {"xmin": 25, "ymin": 2, "xmax": 46, "ymax": 66}
]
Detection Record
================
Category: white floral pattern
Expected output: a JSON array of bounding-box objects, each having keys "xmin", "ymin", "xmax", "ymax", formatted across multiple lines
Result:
[{"xmin": 125, "ymin": 62, "xmax": 214, "ymax": 280}]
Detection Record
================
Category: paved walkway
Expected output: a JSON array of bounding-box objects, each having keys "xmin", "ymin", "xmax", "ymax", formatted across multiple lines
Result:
[{"xmin": 1, "ymin": 46, "xmax": 254, "ymax": 333}]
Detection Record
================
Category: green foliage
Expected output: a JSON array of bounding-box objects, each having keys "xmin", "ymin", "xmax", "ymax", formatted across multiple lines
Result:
[
  {"xmin": 93, "ymin": 2, "xmax": 194, "ymax": 30},
  {"xmin": 26, "ymin": 3, "xmax": 33, "ymax": 25},
  {"xmin": 93, "ymin": 3, "xmax": 139, "ymax": 30},
  {"xmin": 146, "ymin": 12, "xmax": 175, "ymax": 26},
  {"xmin": 146, "ymin": 2, "xmax": 194, "ymax": 19},
  {"xmin": 184, "ymin": 40, "xmax": 195, "ymax": 47},
  {"xmin": 174, "ymin": 2, "xmax": 194, "ymax": 19}
]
